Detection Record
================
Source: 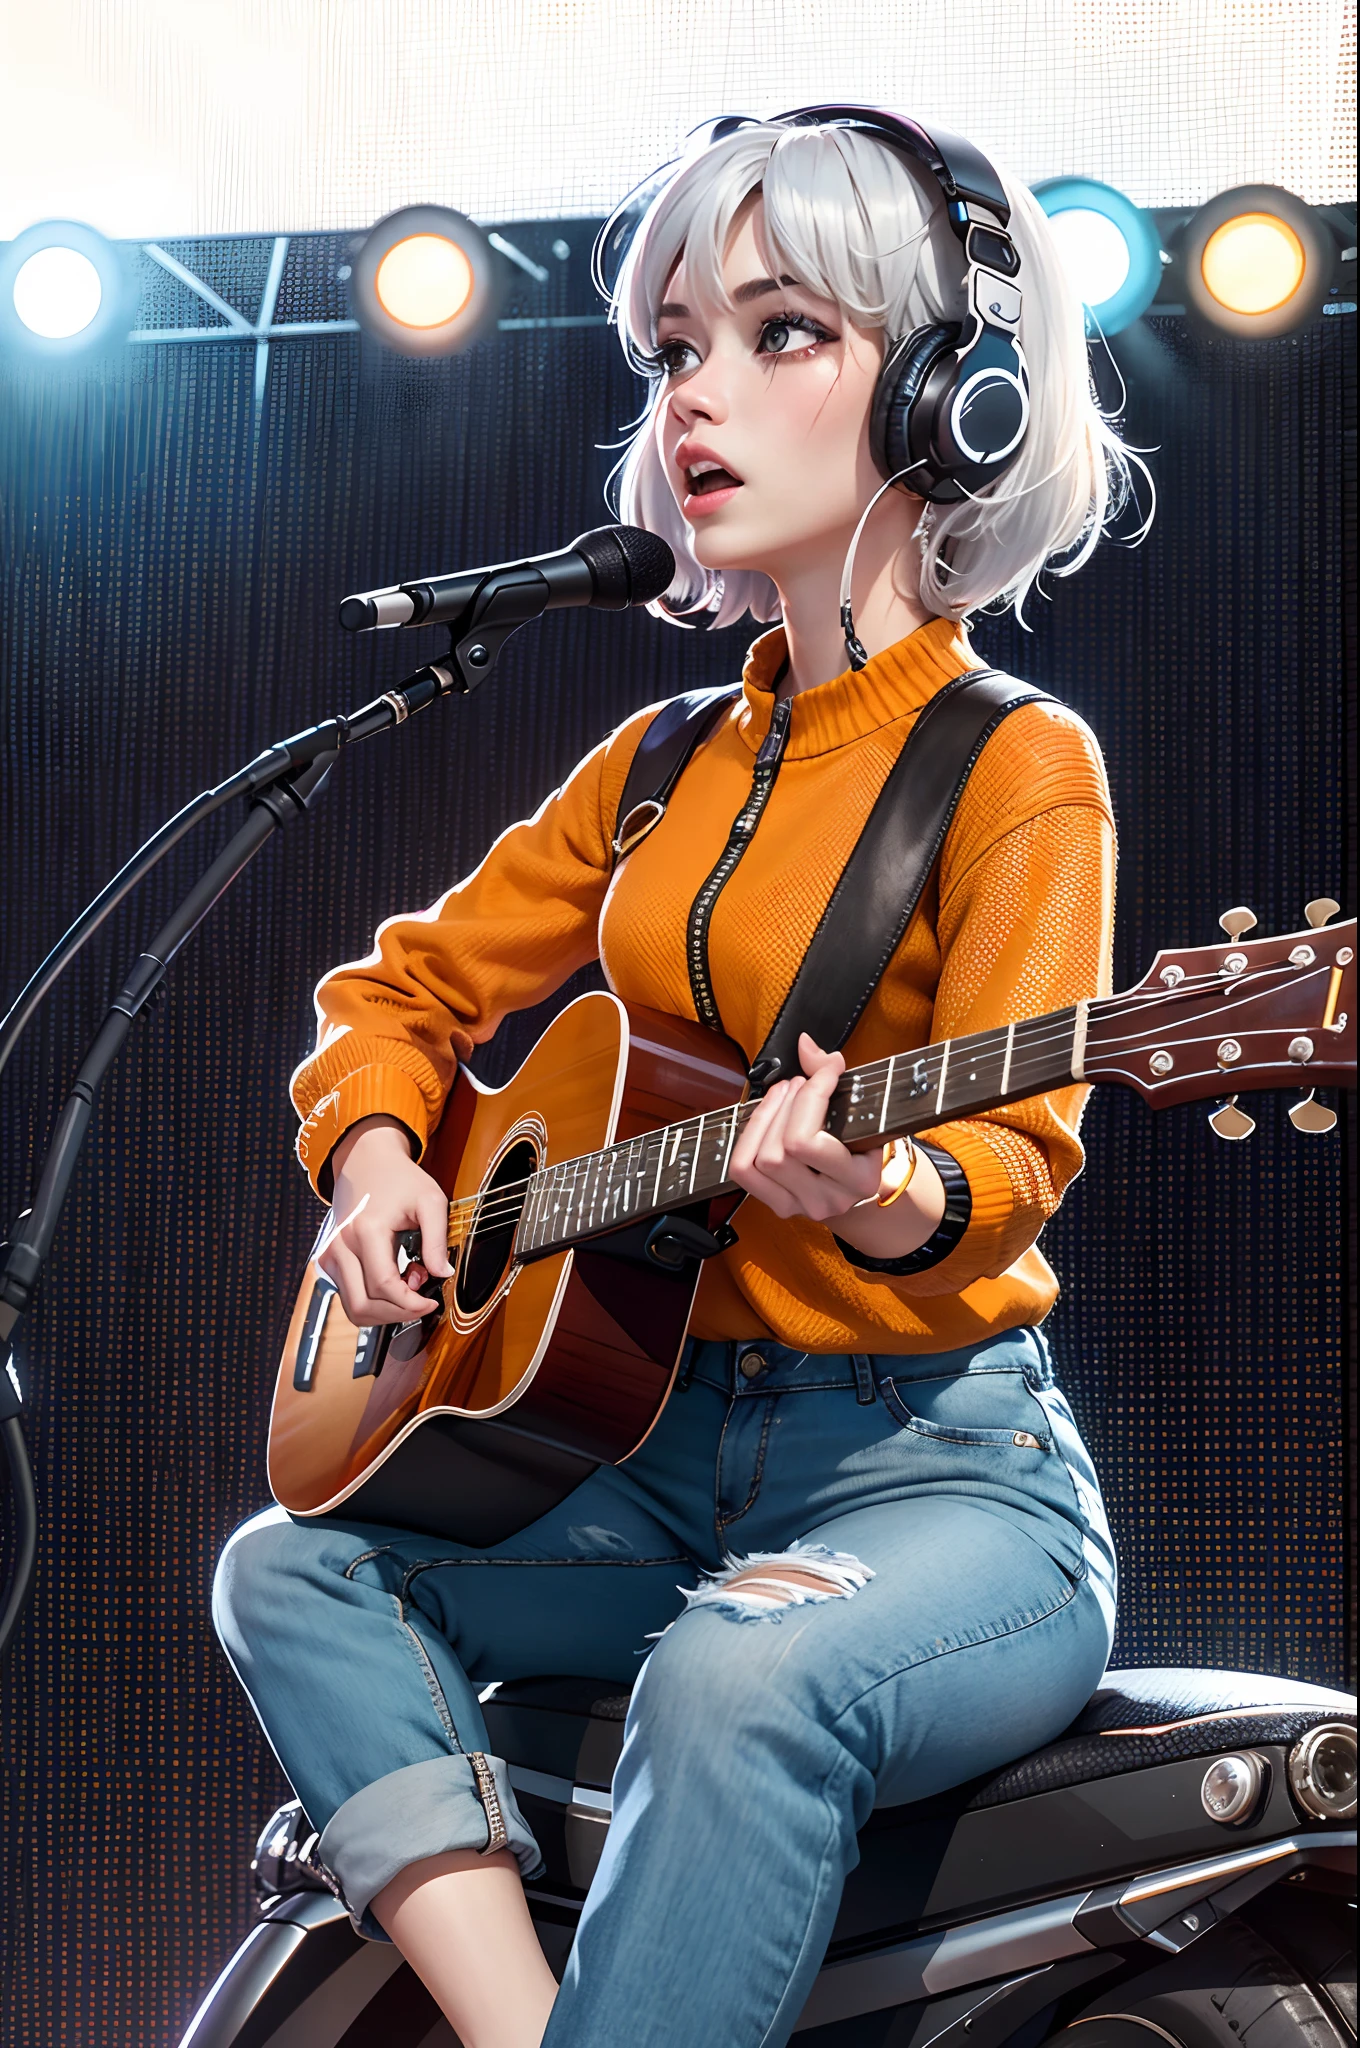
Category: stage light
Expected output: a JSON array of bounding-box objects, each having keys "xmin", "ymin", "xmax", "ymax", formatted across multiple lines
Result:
[
  {"xmin": 348, "ymin": 205, "xmax": 498, "ymax": 356},
  {"xmin": 0, "ymin": 220, "xmax": 133, "ymax": 357},
  {"xmin": 1202, "ymin": 214, "xmax": 1304, "ymax": 313},
  {"xmin": 1034, "ymin": 178, "xmax": 1163, "ymax": 336},
  {"xmin": 375, "ymin": 235, "xmax": 475, "ymax": 328},
  {"xmin": 13, "ymin": 246, "xmax": 103, "ymax": 338},
  {"xmin": 1179, "ymin": 185, "xmax": 1334, "ymax": 337}
]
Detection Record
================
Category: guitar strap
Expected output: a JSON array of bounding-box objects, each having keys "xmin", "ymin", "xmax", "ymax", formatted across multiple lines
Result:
[
  {"xmin": 750, "ymin": 669, "xmax": 1057, "ymax": 1088},
  {"xmin": 611, "ymin": 665, "xmax": 1058, "ymax": 1092},
  {"xmin": 611, "ymin": 681, "xmax": 744, "ymax": 859}
]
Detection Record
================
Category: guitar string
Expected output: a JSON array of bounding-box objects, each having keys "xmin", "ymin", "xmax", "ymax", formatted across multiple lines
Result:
[
  {"xmin": 434, "ymin": 957, "xmax": 1335, "ymax": 1241},
  {"xmin": 445, "ymin": 958, "xmax": 1336, "ymax": 1241},
  {"xmin": 456, "ymin": 982, "xmax": 1331, "ymax": 1244}
]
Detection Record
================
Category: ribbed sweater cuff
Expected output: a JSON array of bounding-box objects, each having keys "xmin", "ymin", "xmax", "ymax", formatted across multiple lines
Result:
[
  {"xmin": 296, "ymin": 1064, "xmax": 432, "ymax": 1203},
  {"xmin": 926, "ymin": 1122, "xmax": 1016, "ymax": 1232},
  {"xmin": 892, "ymin": 1119, "xmax": 1026, "ymax": 1292}
]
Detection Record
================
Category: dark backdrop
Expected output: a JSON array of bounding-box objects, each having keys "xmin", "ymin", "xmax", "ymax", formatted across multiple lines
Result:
[{"xmin": 0, "ymin": 225, "xmax": 1354, "ymax": 2048}]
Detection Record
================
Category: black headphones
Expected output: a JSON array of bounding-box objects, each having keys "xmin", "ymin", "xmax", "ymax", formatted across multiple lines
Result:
[{"xmin": 697, "ymin": 105, "xmax": 1032, "ymax": 506}]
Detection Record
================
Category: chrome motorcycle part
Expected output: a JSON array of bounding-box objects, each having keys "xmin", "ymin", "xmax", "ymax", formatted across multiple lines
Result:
[{"xmin": 1287, "ymin": 1724, "xmax": 1357, "ymax": 1821}]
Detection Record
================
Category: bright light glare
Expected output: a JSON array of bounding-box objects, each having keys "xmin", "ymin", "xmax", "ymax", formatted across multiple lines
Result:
[
  {"xmin": 375, "ymin": 235, "xmax": 474, "ymax": 329},
  {"xmin": 12, "ymin": 246, "xmax": 103, "ymax": 338},
  {"xmin": 1046, "ymin": 208, "xmax": 1132, "ymax": 308},
  {"xmin": 1201, "ymin": 213, "xmax": 1305, "ymax": 314}
]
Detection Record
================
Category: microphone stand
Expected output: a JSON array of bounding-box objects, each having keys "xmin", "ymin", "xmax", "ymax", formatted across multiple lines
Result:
[
  {"xmin": 0, "ymin": 564, "xmax": 553, "ymax": 1089},
  {"xmin": 0, "ymin": 642, "xmax": 481, "ymax": 1664}
]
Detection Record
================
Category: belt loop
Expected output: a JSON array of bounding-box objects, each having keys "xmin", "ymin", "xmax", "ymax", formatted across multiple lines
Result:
[
  {"xmin": 851, "ymin": 1353, "xmax": 877, "ymax": 1406},
  {"xmin": 1023, "ymin": 1326, "xmax": 1055, "ymax": 1391},
  {"xmin": 675, "ymin": 1339, "xmax": 698, "ymax": 1392}
]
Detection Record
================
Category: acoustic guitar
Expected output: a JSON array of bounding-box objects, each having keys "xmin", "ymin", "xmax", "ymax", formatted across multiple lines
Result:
[{"xmin": 268, "ymin": 906, "xmax": 1355, "ymax": 1544}]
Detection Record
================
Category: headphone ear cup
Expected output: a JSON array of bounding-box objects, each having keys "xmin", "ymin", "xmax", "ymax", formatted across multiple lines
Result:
[{"xmin": 869, "ymin": 322, "xmax": 960, "ymax": 486}]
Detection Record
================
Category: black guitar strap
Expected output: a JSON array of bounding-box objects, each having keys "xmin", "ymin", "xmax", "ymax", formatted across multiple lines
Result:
[
  {"xmin": 611, "ymin": 665, "xmax": 1058, "ymax": 1091},
  {"xmin": 750, "ymin": 669, "xmax": 1057, "ymax": 1088},
  {"xmin": 611, "ymin": 681, "xmax": 744, "ymax": 859}
]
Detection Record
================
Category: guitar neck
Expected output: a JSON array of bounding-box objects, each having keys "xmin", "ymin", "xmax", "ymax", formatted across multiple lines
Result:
[{"xmin": 515, "ymin": 1002, "xmax": 1087, "ymax": 1261}]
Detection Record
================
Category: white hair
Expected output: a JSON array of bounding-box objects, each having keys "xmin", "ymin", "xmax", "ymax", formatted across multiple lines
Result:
[{"xmin": 600, "ymin": 118, "xmax": 1154, "ymax": 631}]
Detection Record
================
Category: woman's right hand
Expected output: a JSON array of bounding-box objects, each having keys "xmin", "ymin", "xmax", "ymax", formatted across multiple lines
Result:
[{"xmin": 318, "ymin": 1115, "xmax": 455, "ymax": 1325}]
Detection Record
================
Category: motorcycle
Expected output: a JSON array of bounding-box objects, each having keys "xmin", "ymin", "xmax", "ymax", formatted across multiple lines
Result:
[{"xmin": 178, "ymin": 1660, "xmax": 1355, "ymax": 2047}]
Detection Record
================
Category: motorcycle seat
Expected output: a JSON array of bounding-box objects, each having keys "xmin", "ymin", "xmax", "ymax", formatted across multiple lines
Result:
[
  {"xmin": 480, "ymin": 1664, "xmax": 1356, "ymax": 1807},
  {"xmin": 250, "ymin": 1662, "xmax": 1354, "ymax": 1973},
  {"xmin": 959, "ymin": 1665, "xmax": 1355, "ymax": 1807}
]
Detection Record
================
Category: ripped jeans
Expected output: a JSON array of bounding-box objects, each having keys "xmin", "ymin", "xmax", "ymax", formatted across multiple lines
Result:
[{"xmin": 213, "ymin": 1326, "xmax": 1116, "ymax": 2048}]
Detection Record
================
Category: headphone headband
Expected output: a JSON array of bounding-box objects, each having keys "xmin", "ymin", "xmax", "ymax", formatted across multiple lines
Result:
[
  {"xmin": 690, "ymin": 106, "xmax": 1023, "ymax": 285},
  {"xmin": 599, "ymin": 103, "xmax": 1021, "ymax": 302},
  {"xmin": 769, "ymin": 105, "xmax": 1012, "ymax": 235}
]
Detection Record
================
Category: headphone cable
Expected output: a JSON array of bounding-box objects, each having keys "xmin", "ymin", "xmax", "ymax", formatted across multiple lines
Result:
[{"xmin": 838, "ymin": 460, "xmax": 930, "ymax": 669}]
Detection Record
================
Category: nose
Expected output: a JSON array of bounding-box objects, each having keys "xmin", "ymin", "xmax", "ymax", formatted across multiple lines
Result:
[{"xmin": 667, "ymin": 356, "xmax": 732, "ymax": 432}]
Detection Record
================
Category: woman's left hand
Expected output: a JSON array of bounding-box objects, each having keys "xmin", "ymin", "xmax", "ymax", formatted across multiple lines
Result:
[
  {"xmin": 729, "ymin": 1033, "xmax": 882, "ymax": 1221},
  {"xmin": 729, "ymin": 1032, "xmax": 947, "ymax": 1257}
]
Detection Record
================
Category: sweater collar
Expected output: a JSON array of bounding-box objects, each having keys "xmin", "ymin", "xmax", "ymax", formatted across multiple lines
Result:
[{"xmin": 736, "ymin": 615, "xmax": 988, "ymax": 758}]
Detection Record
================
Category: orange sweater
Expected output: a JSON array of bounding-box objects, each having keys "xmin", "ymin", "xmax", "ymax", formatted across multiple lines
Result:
[{"xmin": 291, "ymin": 615, "xmax": 1116, "ymax": 1354}]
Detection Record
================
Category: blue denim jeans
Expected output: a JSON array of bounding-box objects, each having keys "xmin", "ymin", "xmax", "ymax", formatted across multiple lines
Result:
[{"xmin": 214, "ymin": 1325, "xmax": 1116, "ymax": 2048}]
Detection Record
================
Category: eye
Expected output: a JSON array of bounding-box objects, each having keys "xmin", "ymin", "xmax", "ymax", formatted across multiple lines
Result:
[
  {"xmin": 649, "ymin": 337, "xmax": 701, "ymax": 378},
  {"xmin": 757, "ymin": 311, "xmax": 836, "ymax": 358}
]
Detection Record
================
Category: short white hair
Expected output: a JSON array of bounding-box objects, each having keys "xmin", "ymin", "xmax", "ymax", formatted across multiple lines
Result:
[{"xmin": 600, "ymin": 117, "xmax": 1154, "ymax": 631}]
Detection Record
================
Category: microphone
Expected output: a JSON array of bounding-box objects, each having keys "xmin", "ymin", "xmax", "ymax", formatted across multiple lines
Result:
[{"xmin": 339, "ymin": 525, "xmax": 675, "ymax": 633}]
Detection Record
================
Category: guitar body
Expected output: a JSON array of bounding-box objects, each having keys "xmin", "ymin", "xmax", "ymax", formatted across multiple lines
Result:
[{"xmin": 267, "ymin": 992, "xmax": 749, "ymax": 1545}]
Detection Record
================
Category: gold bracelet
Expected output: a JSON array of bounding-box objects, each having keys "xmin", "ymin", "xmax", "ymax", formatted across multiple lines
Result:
[{"xmin": 876, "ymin": 1137, "xmax": 919, "ymax": 1209}]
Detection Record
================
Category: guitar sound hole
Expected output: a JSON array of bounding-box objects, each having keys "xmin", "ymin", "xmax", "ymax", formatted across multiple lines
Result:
[{"xmin": 455, "ymin": 1138, "xmax": 537, "ymax": 1317}]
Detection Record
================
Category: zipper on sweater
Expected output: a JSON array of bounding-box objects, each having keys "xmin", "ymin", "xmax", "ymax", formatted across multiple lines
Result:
[{"xmin": 686, "ymin": 696, "xmax": 793, "ymax": 1031}]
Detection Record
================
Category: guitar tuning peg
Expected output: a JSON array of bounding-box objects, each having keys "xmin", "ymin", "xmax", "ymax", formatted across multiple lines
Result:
[
  {"xmin": 1288, "ymin": 1089, "xmax": 1338, "ymax": 1134},
  {"xmin": 1209, "ymin": 1097, "xmax": 1256, "ymax": 1141},
  {"xmin": 1218, "ymin": 906, "xmax": 1258, "ymax": 941},
  {"xmin": 1304, "ymin": 897, "xmax": 1341, "ymax": 930}
]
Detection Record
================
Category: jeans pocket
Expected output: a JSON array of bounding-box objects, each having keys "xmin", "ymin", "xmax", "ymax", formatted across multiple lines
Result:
[{"xmin": 880, "ymin": 1368, "xmax": 1053, "ymax": 1451}]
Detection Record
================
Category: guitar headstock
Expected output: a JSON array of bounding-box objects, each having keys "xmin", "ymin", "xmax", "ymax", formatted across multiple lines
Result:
[{"xmin": 1084, "ymin": 901, "xmax": 1355, "ymax": 1137}]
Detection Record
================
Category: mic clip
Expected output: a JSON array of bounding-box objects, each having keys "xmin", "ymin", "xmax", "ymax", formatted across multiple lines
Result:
[{"xmin": 446, "ymin": 565, "xmax": 556, "ymax": 691}]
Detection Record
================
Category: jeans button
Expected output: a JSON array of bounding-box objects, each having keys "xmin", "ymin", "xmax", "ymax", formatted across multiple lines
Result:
[{"xmin": 738, "ymin": 1349, "xmax": 767, "ymax": 1381}]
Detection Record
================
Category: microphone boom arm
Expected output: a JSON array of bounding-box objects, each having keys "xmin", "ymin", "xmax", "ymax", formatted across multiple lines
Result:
[
  {"xmin": 0, "ymin": 652, "xmax": 474, "ymax": 1661},
  {"xmin": 0, "ymin": 656, "xmax": 469, "ymax": 1339}
]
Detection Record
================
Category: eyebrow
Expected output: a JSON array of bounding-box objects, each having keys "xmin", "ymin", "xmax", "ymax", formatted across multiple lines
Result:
[
  {"xmin": 656, "ymin": 275, "xmax": 801, "ymax": 319},
  {"xmin": 734, "ymin": 274, "xmax": 797, "ymax": 304}
]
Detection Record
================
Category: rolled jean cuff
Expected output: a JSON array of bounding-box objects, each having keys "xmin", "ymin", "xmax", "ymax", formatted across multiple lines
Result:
[{"xmin": 317, "ymin": 1752, "xmax": 544, "ymax": 1941}]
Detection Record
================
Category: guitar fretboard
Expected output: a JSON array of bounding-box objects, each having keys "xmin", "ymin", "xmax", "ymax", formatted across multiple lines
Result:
[{"xmin": 514, "ymin": 1004, "xmax": 1084, "ymax": 1261}]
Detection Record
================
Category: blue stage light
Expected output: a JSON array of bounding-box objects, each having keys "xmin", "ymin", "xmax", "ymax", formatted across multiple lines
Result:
[
  {"xmin": 1033, "ymin": 179, "xmax": 1163, "ymax": 336},
  {"xmin": 14, "ymin": 247, "xmax": 103, "ymax": 337},
  {"xmin": 0, "ymin": 221, "xmax": 133, "ymax": 357}
]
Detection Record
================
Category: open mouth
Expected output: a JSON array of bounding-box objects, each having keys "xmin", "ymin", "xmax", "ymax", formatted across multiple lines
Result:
[{"xmin": 685, "ymin": 461, "xmax": 742, "ymax": 496}]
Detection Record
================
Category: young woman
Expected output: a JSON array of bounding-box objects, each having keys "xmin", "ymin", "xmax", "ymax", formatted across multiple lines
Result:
[{"xmin": 214, "ymin": 110, "xmax": 1151, "ymax": 2048}]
